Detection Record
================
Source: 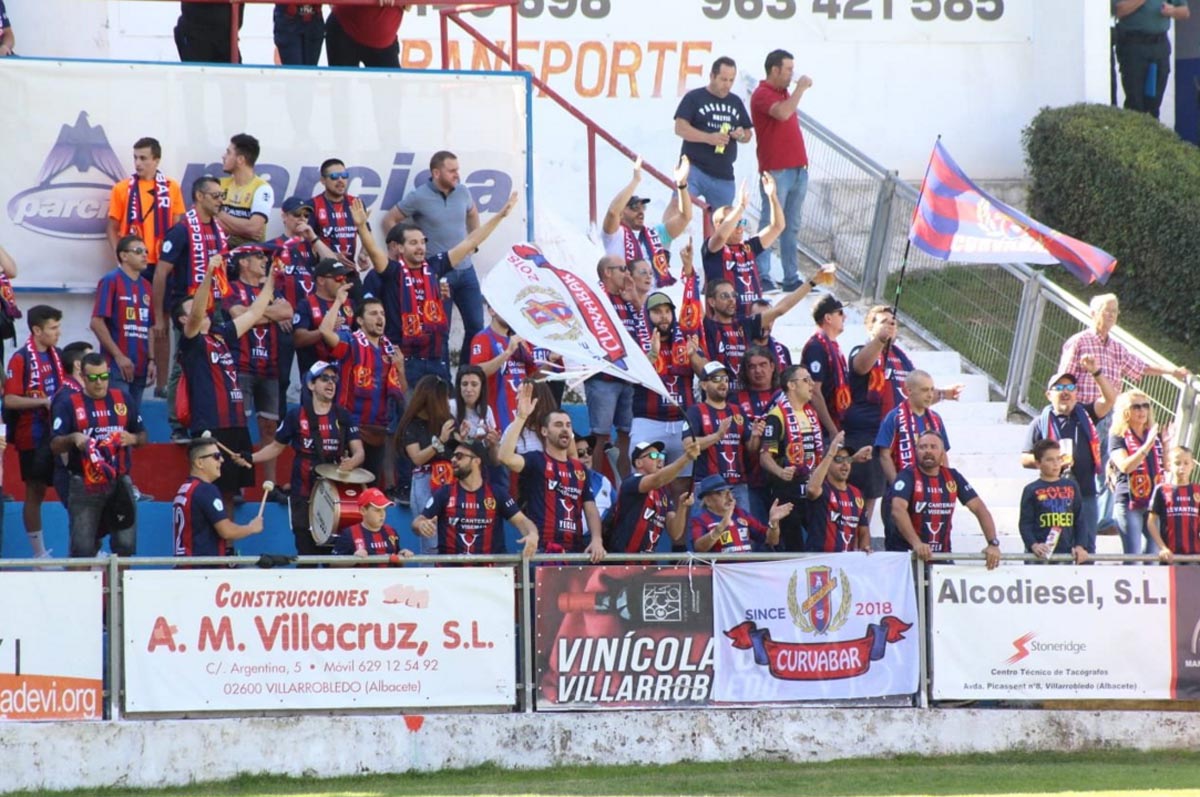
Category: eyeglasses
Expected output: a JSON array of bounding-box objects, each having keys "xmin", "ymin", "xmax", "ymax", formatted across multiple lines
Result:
[
  {"xmin": 450, "ymin": 452, "xmax": 478, "ymax": 462},
  {"xmin": 123, "ymin": 247, "xmax": 148, "ymax": 255},
  {"xmin": 324, "ymin": 171, "xmax": 351, "ymax": 181},
  {"xmin": 706, "ymin": 375, "xmax": 729, "ymax": 383},
  {"xmin": 605, "ymin": 265, "xmax": 629, "ymax": 272},
  {"xmin": 84, "ymin": 372, "xmax": 110, "ymax": 382},
  {"xmin": 199, "ymin": 452, "xmax": 224, "ymax": 462},
  {"xmin": 833, "ymin": 455, "xmax": 852, "ymax": 464},
  {"xmin": 1049, "ymin": 384, "xmax": 1077, "ymax": 393},
  {"xmin": 715, "ymin": 292, "xmax": 736, "ymax": 299},
  {"xmin": 201, "ymin": 191, "xmax": 224, "ymax": 200},
  {"xmin": 315, "ymin": 374, "xmax": 338, "ymax": 384},
  {"xmin": 1131, "ymin": 402, "xmax": 1152, "ymax": 410}
]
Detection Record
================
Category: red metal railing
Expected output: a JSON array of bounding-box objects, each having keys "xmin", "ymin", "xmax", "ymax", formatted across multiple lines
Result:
[{"xmin": 170, "ymin": 0, "xmax": 700, "ymax": 225}]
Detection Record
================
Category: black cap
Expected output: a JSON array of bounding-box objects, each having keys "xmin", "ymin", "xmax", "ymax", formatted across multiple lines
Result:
[
  {"xmin": 812, "ymin": 294, "xmax": 846, "ymax": 324},
  {"xmin": 626, "ymin": 195, "xmax": 651, "ymax": 208},
  {"xmin": 631, "ymin": 440, "xmax": 666, "ymax": 462},
  {"xmin": 452, "ymin": 437, "xmax": 489, "ymax": 461},
  {"xmin": 313, "ymin": 258, "xmax": 351, "ymax": 278},
  {"xmin": 282, "ymin": 196, "xmax": 315, "ymax": 214}
]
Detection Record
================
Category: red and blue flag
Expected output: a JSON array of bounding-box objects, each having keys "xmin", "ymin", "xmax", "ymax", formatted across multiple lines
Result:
[{"xmin": 908, "ymin": 141, "xmax": 1117, "ymax": 285}]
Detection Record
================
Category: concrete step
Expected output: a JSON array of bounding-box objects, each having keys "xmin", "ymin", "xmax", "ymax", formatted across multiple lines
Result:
[
  {"xmin": 954, "ymin": 476, "xmax": 1029, "ymax": 509},
  {"xmin": 948, "ymin": 423, "xmax": 1029, "ymax": 456},
  {"xmin": 909, "ymin": 350, "xmax": 963, "ymax": 374},
  {"xmin": 931, "ymin": 400, "xmax": 1010, "ymax": 425},
  {"xmin": 947, "ymin": 455, "xmax": 1031, "ymax": 483}
]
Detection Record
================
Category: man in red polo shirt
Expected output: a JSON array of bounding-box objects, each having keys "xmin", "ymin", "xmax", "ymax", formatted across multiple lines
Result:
[{"xmin": 750, "ymin": 48, "xmax": 813, "ymax": 293}]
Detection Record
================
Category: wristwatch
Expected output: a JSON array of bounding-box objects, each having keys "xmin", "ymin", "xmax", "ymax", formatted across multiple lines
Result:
[{"xmin": 986, "ymin": 538, "xmax": 1000, "ymax": 547}]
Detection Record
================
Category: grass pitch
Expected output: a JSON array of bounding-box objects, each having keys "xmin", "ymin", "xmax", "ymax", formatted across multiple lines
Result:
[{"xmin": 9, "ymin": 750, "xmax": 1200, "ymax": 797}]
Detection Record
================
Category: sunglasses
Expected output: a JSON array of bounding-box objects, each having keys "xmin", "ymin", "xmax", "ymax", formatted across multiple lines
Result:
[
  {"xmin": 833, "ymin": 455, "xmax": 852, "ymax": 464},
  {"xmin": 606, "ymin": 265, "xmax": 629, "ymax": 272},
  {"xmin": 450, "ymin": 452, "xmax": 478, "ymax": 462},
  {"xmin": 199, "ymin": 452, "xmax": 224, "ymax": 462},
  {"xmin": 315, "ymin": 374, "xmax": 338, "ymax": 384},
  {"xmin": 85, "ymin": 372, "xmax": 110, "ymax": 382},
  {"xmin": 640, "ymin": 450, "xmax": 665, "ymax": 461},
  {"xmin": 575, "ymin": 448, "xmax": 591, "ymax": 457},
  {"xmin": 201, "ymin": 191, "xmax": 225, "ymax": 200},
  {"xmin": 1049, "ymin": 384, "xmax": 1077, "ymax": 392},
  {"xmin": 324, "ymin": 171, "xmax": 351, "ymax": 180},
  {"xmin": 736, "ymin": 219, "xmax": 749, "ymax": 229},
  {"xmin": 1131, "ymin": 402, "xmax": 1152, "ymax": 410},
  {"xmin": 715, "ymin": 292, "xmax": 736, "ymax": 299},
  {"xmin": 123, "ymin": 247, "xmax": 148, "ymax": 255}
]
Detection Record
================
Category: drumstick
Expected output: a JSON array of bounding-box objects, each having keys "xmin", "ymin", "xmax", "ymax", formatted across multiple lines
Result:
[
  {"xmin": 200, "ymin": 431, "xmax": 252, "ymax": 468},
  {"xmin": 257, "ymin": 480, "xmax": 275, "ymax": 518}
]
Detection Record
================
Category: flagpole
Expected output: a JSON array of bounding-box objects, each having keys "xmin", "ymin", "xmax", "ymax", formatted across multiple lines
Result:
[{"xmin": 885, "ymin": 136, "xmax": 940, "ymax": 364}]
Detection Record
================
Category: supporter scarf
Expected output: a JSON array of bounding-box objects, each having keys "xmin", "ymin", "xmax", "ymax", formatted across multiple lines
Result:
[
  {"xmin": 1037, "ymin": 405, "xmax": 1101, "ymax": 477},
  {"xmin": 184, "ymin": 208, "xmax": 230, "ymax": 300},
  {"xmin": 779, "ymin": 397, "xmax": 822, "ymax": 469},
  {"xmin": 622, "ymin": 223, "xmax": 674, "ymax": 287},
  {"xmin": 349, "ymin": 328, "xmax": 404, "ymax": 396},
  {"xmin": 678, "ymin": 271, "xmax": 702, "ymax": 334},
  {"xmin": 895, "ymin": 401, "xmax": 942, "ymax": 471},
  {"xmin": 400, "ymin": 262, "xmax": 445, "ymax": 340},
  {"xmin": 72, "ymin": 393, "xmax": 128, "ymax": 493},
  {"xmin": 0, "ymin": 271, "xmax": 21, "ymax": 324},
  {"xmin": 20, "ymin": 334, "xmax": 64, "ymax": 399},
  {"xmin": 1123, "ymin": 426, "xmax": 1164, "ymax": 509},
  {"xmin": 814, "ymin": 332, "xmax": 851, "ymax": 417},
  {"xmin": 125, "ymin": 171, "xmax": 172, "ymax": 253},
  {"xmin": 312, "ymin": 195, "xmax": 357, "ymax": 255},
  {"xmin": 865, "ymin": 345, "xmax": 909, "ymax": 416}
]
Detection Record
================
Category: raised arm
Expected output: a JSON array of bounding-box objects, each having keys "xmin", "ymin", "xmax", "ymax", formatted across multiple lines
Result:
[
  {"xmin": 603, "ymin": 158, "xmax": 641, "ymax": 235},
  {"xmin": 447, "ymin": 191, "xmax": 519, "ymax": 268}
]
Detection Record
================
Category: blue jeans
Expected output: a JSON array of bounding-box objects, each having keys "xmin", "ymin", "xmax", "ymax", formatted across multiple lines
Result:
[
  {"xmin": 411, "ymin": 471, "xmax": 436, "ymax": 555},
  {"xmin": 756, "ymin": 166, "xmax": 809, "ymax": 289},
  {"xmin": 1075, "ymin": 493, "xmax": 1099, "ymax": 554},
  {"xmin": 273, "ymin": 7, "xmax": 324, "ymax": 66},
  {"xmin": 445, "ymin": 265, "xmax": 484, "ymax": 367},
  {"xmin": 108, "ymin": 375, "xmax": 148, "ymax": 427},
  {"xmin": 1114, "ymin": 502, "xmax": 1154, "ymax": 558},
  {"xmin": 687, "ymin": 167, "xmax": 736, "ymax": 214},
  {"xmin": 1095, "ymin": 414, "xmax": 1114, "ymax": 525},
  {"xmin": 404, "ymin": 356, "xmax": 451, "ymax": 388}
]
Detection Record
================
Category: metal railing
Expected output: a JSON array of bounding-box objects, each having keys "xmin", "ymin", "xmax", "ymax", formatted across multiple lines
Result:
[
  {"xmin": 4, "ymin": 549, "xmax": 1193, "ymax": 722},
  {"xmin": 792, "ymin": 116, "xmax": 1199, "ymax": 447}
]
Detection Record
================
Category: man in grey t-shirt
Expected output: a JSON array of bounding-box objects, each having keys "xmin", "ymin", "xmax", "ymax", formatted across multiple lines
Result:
[{"xmin": 382, "ymin": 150, "xmax": 482, "ymax": 366}]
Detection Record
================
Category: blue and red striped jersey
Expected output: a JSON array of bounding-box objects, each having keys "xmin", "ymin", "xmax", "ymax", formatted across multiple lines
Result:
[
  {"xmin": 702, "ymin": 315, "xmax": 763, "ymax": 391},
  {"xmin": 469, "ymin": 326, "xmax": 536, "ymax": 427},
  {"xmin": 293, "ymin": 292, "xmax": 354, "ymax": 375},
  {"xmin": 690, "ymin": 506, "xmax": 766, "ymax": 553},
  {"xmin": 268, "ymin": 234, "xmax": 317, "ymax": 312},
  {"xmin": 273, "ymin": 402, "xmax": 361, "ymax": 499},
  {"xmin": 173, "ymin": 476, "xmax": 227, "ymax": 557},
  {"xmin": 632, "ymin": 325, "xmax": 694, "ymax": 422},
  {"xmin": 4, "ymin": 345, "xmax": 63, "ymax": 451},
  {"xmin": 375, "ymin": 258, "xmax": 451, "ymax": 359},
  {"xmin": 685, "ymin": 401, "xmax": 750, "ymax": 485},
  {"xmin": 422, "ymin": 481, "xmax": 520, "ymax": 555},
  {"xmin": 702, "ymin": 236, "xmax": 765, "ymax": 316},
  {"xmin": 332, "ymin": 523, "xmax": 404, "ymax": 563},
  {"xmin": 179, "ymin": 321, "xmax": 245, "ymax": 433},
  {"xmin": 310, "ymin": 194, "xmax": 359, "ymax": 260},
  {"xmin": 518, "ymin": 451, "xmax": 594, "ymax": 552},
  {"xmin": 734, "ymin": 388, "xmax": 780, "ymax": 489},
  {"xmin": 805, "ymin": 480, "xmax": 866, "ymax": 553},
  {"xmin": 1151, "ymin": 483, "xmax": 1200, "ymax": 556},
  {"xmin": 887, "ymin": 465, "xmax": 979, "ymax": 554},
  {"xmin": 334, "ymin": 329, "xmax": 404, "ymax": 428},
  {"xmin": 93, "ymin": 268, "xmax": 153, "ymax": 381},
  {"xmin": 222, "ymin": 280, "xmax": 283, "ymax": 379},
  {"xmin": 610, "ymin": 473, "xmax": 673, "ymax": 553},
  {"xmin": 51, "ymin": 389, "xmax": 142, "ymax": 477}
]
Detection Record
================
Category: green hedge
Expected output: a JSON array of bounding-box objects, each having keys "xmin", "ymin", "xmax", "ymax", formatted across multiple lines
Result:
[{"xmin": 1021, "ymin": 103, "xmax": 1200, "ymax": 347}]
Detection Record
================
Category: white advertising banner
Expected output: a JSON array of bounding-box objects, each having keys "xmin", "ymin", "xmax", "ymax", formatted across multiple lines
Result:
[
  {"xmin": 123, "ymin": 568, "xmax": 516, "ymax": 712},
  {"xmin": 0, "ymin": 572, "xmax": 103, "ymax": 721},
  {"xmin": 483, "ymin": 243, "xmax": 669, "ymax": 395},
  {"xmin": 712, "ymin": 553, "xmax": 918, "ymax": 702},
  {"xmin": 0, "ymin": 58, "xmax": 530, "ymax": 288},
  {"xmin": 931, "ymin": 565, "xmax": 1172, "ymax": 700}
]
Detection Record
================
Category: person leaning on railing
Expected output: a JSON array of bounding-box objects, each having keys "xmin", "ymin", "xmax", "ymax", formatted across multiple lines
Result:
[{"xmin": 1107, "ymin": 389, "xmax": 1169, "ymax": 558}]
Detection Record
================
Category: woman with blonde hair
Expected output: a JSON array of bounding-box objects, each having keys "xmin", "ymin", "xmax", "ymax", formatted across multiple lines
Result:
[{"xmin": 1108, "ymin": 390, "xmax": 1167, "ymax": 557}]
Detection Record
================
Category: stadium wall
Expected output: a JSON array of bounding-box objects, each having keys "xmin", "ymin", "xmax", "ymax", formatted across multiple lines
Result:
[{"xmin": 6, "ymin": 707, "xmax": 1200, "ymax": 793}]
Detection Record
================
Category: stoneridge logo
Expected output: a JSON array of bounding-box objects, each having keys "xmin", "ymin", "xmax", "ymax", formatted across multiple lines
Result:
[
  {"xmin": 1003, "ymin": 631, "xmax": 1086, "ymax": 665},
  {"xmin": 6, "ymin": 111, "xmax": 123, "ymax": 240}
]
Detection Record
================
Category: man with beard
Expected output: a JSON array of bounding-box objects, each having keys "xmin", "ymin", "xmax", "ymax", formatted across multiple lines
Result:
[
  {"xmin": 703, "ymin": 174, "xmax": 785, "ymax": 314},
  {"xmin": 310, "ymin": 157, "xmax": 360, "ymax": 262},
  {"xmin": 685, "ymin": 362, "xmax": 750, "ymax": 513},
  {"xmin": 747, "ymin": 299, "xmax": 792, "ymax": 372},
  {"xmin": 608, "ymin": 439, "xmax": 701, "ymax": 554},
  {"xmin": 802, "ymin": 294, "xmax": 851, "ymax": 440},
  {"xmin": 320, "ymin": 293, "xmax": 405, "ymax": 485},
  {"xmin": 498, "ymin": 383, "xmax": 605, "ymax": 562},
  {"xmin": 735, "ymin": 344, "xmax": 782, "ymax": 520},
  {"xmin": 600, "ymin": 156, "xmax": 693, "ymax": 286},
  {"xmin": 253, "ymin": 361, "xmax": 364, "ymax": 557},
  {"xmin": 414, "ymin": 437, "xmax": 538, "ymax": 557},
  {"xmin": 805, "ymin": 430, "xmax": 869, "ymax": 553},
  {"xmin": 889, "ymin": 430, "xmax": 1000, "ymax": 569},
  {"xmin": 632, "ymin": 291, "xmax": 706, "ymax": 497},
  {"xmin": 217, "ymin": 133, "xmax": 273, "ymax": 247},
  {"xmin": 703, "ymin": 264, "xmax": 832, "ymax": 391},
  {"xmin": 760, "ymin": 365, "xmax": 822, "ymax": 550}
]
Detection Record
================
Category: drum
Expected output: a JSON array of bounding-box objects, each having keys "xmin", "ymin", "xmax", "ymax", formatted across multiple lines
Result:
[{"xmin": 309, "ymin": 478, "xmax": 365, "ymax": 545}]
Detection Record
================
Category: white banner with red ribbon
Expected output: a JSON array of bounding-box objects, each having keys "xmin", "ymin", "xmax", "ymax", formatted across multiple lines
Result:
[{"xmin": 712, "ymin": 554, "xmax": 919, "ymax": 702}]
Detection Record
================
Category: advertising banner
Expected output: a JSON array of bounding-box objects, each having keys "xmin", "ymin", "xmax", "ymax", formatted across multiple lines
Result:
[
  {"xmin": 931, "ymin": 565, "xmax": 1178, "ymax": 700},
  {"xmin": 0, "ymin": 59, "xmax": 530, "ymax": 288},
  {"xmin": 712, "ymin": 553, "xmax": 919, "ymax": 702},
  {"xmin": 536, "ymin": 565, "xmax": 714, "ymax": 710},
  {"xmin": 123, "ymin": 569, "xmax": 516, "ymax": 712},
  {"xmin": 0, "ymin": 572, "xmax": 103, "ymax": 721}
]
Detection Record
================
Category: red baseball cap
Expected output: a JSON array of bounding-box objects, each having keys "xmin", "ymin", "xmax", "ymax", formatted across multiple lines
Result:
[{"xmin": 358, "ymin": 488, "xmax": 392, "ymax": 509}]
